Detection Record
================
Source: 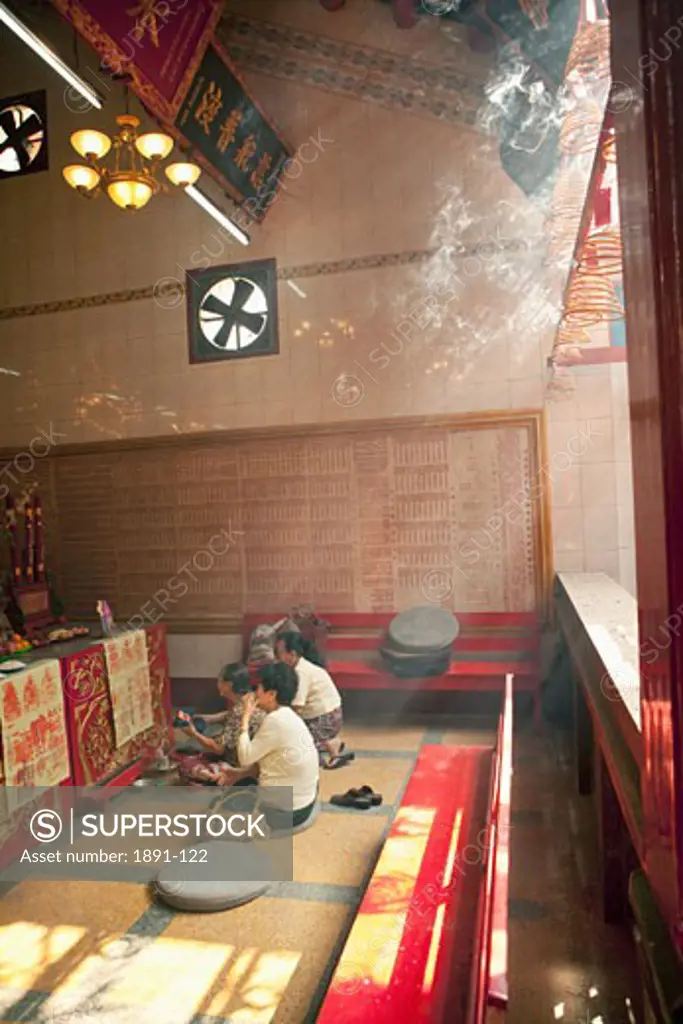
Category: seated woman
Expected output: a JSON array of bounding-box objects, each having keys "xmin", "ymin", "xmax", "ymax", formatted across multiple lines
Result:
[
  {"xmin": 275, "ymin": 632, "xmax": 352, "ymax": 769},
  {"xmin": 175, "ymin": 663, "xmax": 265, "ymax": 784},
  {"xmin": 236, "ymin": 662, "xmax": 320, "ymax": 831}
]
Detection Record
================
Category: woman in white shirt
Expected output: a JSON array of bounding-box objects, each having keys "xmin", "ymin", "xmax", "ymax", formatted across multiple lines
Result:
[
  {"xmin": 275, "ymin": 632, "xmax": 352, "ymax": 769},
  {"xmin": 237, "ymin": 662, "xmax": 320, "ymax": 830}
]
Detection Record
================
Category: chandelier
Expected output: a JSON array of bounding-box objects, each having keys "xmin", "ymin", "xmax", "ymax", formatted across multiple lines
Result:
[{"xmin": 62, "ymin": 113, "xmax": 201, "ymax": 211}]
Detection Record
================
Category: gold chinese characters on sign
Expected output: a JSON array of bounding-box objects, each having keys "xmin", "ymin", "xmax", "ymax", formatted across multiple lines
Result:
[
  {"xmin": 103, "ymin": 631, "xmax": 154, "ymax": 748},
  {"xmin": 195, "ymin": 81, "xmax": 223, "ymax": 134},
  {"xmin": 0, "ymin": 660, "xmax": 70, "ymax": 807}
]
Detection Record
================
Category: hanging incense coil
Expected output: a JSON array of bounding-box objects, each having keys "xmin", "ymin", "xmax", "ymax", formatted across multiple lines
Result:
[
  {"xmin": 548, "ymin": 211, "xmax": 584, "ymax": 256},
  {"xmin": 565, "ymin": 20, "xmax": 611, "ymax": 82},
  {"xmin": 559, "ymin": 103, "xmax": 604, "ymax": 156},
  {"xmin": 556, "ymin": 322, "xmax": 592, "ymax": 346},
  {"xmin": 602, "ymin": 132, "xmax": 617, "ymax": 163},
  {"xmin": 555, "ymin": 345, "xmax": 584, "ymax": 364},
  {"xmin": 563, "ymin": 273, "xmax": 624, "ymax": 326},
  {"xmin": 554, "ymin": 321, "xmax": 592, "ymax": 365},
  {"xmin": 549, "ymin": 207, "xmax": 583, "ymax": 239},
  {"xmin": 549, "ymin": 175, "xmax": 589, "ymax": 223},
  {"xmin": 546, "ymin": 378, "xmax": 575, "ymax": 400},
  {"xmin": 577, "ymin": 226, "xmax": 623, "ymax": 277}
]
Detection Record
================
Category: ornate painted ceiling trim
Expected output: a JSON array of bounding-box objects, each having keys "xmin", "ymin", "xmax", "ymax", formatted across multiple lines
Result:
[
  {"xmin": 0, "ymin": 241, "xmax": 527, "ymax": 322},
  {"xmin": 217, "ymin": 14, "xmax": 485, "ymax": 128}
]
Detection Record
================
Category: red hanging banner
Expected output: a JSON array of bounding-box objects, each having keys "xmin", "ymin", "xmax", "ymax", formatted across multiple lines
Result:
[
  {"xmin": 51, "ymin": 1, "xmax": 291, "ymax": 217},
  {"xmin": 51, "ymin": 0, "xmax": 223, "ymax": 122}
]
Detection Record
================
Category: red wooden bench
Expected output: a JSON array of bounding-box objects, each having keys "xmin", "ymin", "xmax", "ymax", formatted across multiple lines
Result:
[
  {"xmin": 316, "ymin": 675, "xmax": 513, "ymax": 1023},
  {"xmin": 243, "ymin": 611, "xmax": 541, "ymax": 726}
]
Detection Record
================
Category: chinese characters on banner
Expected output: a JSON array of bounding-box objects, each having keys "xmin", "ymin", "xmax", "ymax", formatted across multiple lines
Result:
[
  {"xmin": 51, "ymin": 0, "xmax": 222, "ymax": 121},
  {"xmin": 175, "ymin": 45, "xmax": 291, "ymax": 218},
  {"xmin": 103, "ymin": 631, "xmax": 154, "ymax": 748},
  {"xmin": 0, "ymin": 660, "xmax": 70, "ymax": 809}
]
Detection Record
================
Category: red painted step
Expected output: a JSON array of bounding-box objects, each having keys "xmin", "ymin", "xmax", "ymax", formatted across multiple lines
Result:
[
  {"xmin": 317, "ymin": 745, "xmax": 493, "ymax": 1023},
  {"xmin": 325, "ymin": 634, "xmax": 540, "ymax": 653}
]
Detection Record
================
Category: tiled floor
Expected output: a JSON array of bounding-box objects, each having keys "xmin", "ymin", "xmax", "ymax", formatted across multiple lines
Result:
[
  {"xmin": 0, "ymin": 716, "xmax": 637, "ymax": 1023},
  {"xmin": 508, "ymin": 722, "xmax": 638, "ymax": 1023}
]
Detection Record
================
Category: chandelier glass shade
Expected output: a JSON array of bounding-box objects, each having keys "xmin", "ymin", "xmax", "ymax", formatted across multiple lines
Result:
[
  {"xmin": 63, "ymin": 113, "xmax": 200, "ymax": 211},
  {"xmin": 70, "ymin": 129, "xmax": 111, "ymax": 160},
  {"xmin": 63, "ymin": 164, "xmax": 100, "ymax": 191},
  {"xmin": 135, "ymin": 131, "xmax": 173, "ymax": 161},
  {"xmin": 165, "ymin": 162, "xmax": 202, "ymax": 187}
]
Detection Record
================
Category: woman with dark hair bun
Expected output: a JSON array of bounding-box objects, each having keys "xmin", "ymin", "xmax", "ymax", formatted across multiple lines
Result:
[
  {"xmin": 299, "ymin": 637, "xmax": 327, "ymax": 668},
  {"xmin": 237, "ymin": 662, "xmax": 320, "ymax": 830},
  {"xmin": 175, "ymin": 662, "xmax": 265, "ymax": 784},
  {"xmin": 275, "ymin": 632, "xmax": 353, "ymax": 769}
]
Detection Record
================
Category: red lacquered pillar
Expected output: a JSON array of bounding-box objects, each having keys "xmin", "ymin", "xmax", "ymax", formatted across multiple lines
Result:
[
  {"xmin": 34, "ymin": 494, "xmax": 44, "ymax": 583},
  {"xmin": 611, "ymin": 0, "xmax": 683, "ymax": 940},
  {"xmin": 5, "ymin": 495, "xmax": 20, "ymax": 586},
  {"xmin": 23, "ymin": 498, "xmax": 34, "ymax": 584}
]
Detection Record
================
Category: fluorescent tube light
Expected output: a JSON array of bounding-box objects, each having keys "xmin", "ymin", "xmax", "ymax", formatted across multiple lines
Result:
[
  {"xmin": 185, "ymin": 184, "xmax": 250, "ymax": 246},
  {"xmin": 0, "ymin": 2, "xmax": 102, "ymax": 110},
  {"xmin": 287, "ymin": 280, "xmax": 307, "ymax": 298}
]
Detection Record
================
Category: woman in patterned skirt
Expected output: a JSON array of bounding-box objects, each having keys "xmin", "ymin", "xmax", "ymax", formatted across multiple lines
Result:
[
  {"xmin": 275, "ymin": 632, "xmax": 353, "ymax": 769},
  {"xmin": 175, "ymin": 663, "xmax": 265, "ymax": 784}
]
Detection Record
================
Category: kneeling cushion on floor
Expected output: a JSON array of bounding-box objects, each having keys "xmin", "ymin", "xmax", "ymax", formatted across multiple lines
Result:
[{"xmin": 155, "ymin": 841, "xmax": 271, "ymax": 912}]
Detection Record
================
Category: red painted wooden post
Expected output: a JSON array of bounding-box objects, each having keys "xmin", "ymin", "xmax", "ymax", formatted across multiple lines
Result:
[{"xmin": 611, "ymin": 0, "xmax": 683, "ymax": 940}]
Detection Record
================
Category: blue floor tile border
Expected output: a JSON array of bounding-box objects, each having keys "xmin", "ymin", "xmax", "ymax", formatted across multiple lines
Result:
[
  {"xmin": 0, "ymin": 990, "xmax": 49, "ymax": 1022},
  {"xmin": 270, "ymin": 880, "xmax": 360, "ymax": 905},
  {"xmin": 348, "ymin": 748, "xmax": 415, "ymax": 759},
  {"xmin": 322, "ymin": 800, "xmax": 392, "ymax": 817},
  {"xmin": 128, "ymin": 900, "xmax": 178, "ymax": 936},
  {"xmin": 422, "ymin": 728, "xmax": 444, "ymax": 744}
]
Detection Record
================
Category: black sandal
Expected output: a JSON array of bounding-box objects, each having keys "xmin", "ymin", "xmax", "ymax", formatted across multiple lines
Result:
[
  {"xmin": 349, "ymin": 786, "xmax": 382, "ymax": 806},
  {"xmin": 324, "ymin": 750, "xmax": 354, "ymax": 770},
  {"xmin": 330, "ymin": 789, "xmax": 371, "ymax": 810}
]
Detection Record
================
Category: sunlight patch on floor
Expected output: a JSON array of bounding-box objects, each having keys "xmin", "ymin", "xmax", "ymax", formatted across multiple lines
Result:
[
  {"xmin": 0, "ymin": 921, "xmax": 86, "ymax": 990},
  {"xmin": 43, "ymin": 935, "xmax": 303, "ymax": 1024}
]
